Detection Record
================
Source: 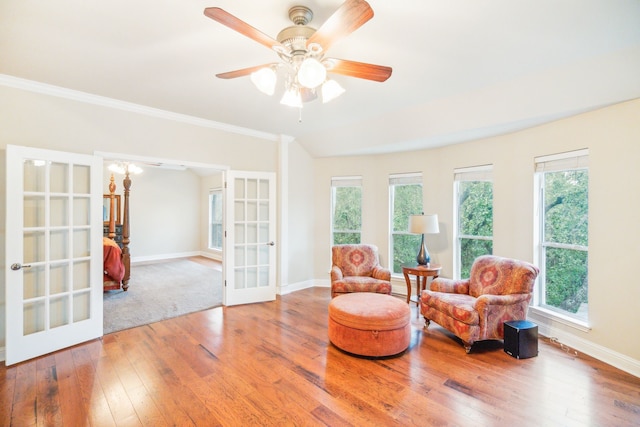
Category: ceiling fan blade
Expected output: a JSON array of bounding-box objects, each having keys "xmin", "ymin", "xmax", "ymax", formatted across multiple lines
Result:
[
  {"xmin": 204, "ymin": 7, "xmax": 284, "ymax": 52},
  {"xmin": 307, "ymin": 0, "xmax": 374, "ymax": 52},
  {"xmin": 325, "ymin": 58, "xmax": 392, "ymax": 82},
  {"xmin": 216, "ymin": 64, "xmax": 275, "ymax": 79}
]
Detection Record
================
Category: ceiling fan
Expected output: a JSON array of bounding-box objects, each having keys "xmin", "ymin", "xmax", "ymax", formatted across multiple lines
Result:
[{"xmin": 203, "ymin": 0, "xmax": 392, "ymax": 107}]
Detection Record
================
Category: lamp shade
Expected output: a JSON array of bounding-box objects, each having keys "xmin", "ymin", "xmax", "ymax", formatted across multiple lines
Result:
[
  {"xmin": 280, "ymin": 87, "xmax": 303, "ymax": 108},
  {"xmin": 250, "ymin": 67, "xmax": 277, "ymax": 95},
  {"xmin": 409, "ymin": 214, "xmax": 439, "ymax": 234},
  {"xmin": 321, "ymin": 79, "xmax": 345, "ymax": 103}
]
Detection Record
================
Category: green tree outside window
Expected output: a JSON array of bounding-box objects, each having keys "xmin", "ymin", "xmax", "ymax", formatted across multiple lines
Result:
[
  {"xmin": 457, "ymin": 180, "xmax": 493, "ymax": 278},
  {"xmin": 332, "ymin": 185, "xmax": 362, "ymax": 245}
]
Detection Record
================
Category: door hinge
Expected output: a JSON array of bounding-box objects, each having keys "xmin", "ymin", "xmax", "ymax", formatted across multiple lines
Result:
[{"xmin": 224, "ymin": 280, "xmax": 227, "ymax": 287}]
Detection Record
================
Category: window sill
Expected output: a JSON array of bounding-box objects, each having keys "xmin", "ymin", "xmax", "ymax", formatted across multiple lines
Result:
[{"xmin": 529, "ymin": 306, "xmax": 591, "ymax": 333}]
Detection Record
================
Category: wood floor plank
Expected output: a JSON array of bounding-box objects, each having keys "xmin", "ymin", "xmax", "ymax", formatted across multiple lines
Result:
[
  {"xmin": 2, "ymin": 287, "xmax": 640, "ymax": 426},
  {"xmin": 54, "ymin": 350, "xmax": 91, "ymax": 427},
  {"xmin": 94, "ymin": 351, "xmax": 141, "ymax": 425},
  {"xmin": 71, "ymin": 346, "xmax": 116, "ymax": 427},
  {"xmin": 10, "ymin": 361, "xmax": 37, "ymax": 427},
  {"xmin": 0, "ymin": 363, "xmax": 17, "ymax": 427}
]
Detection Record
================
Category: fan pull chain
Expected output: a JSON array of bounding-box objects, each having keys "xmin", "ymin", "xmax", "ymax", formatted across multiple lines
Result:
[{"xmin": 298, "ymin": 107, "xmax": 303, "ymax": 123}]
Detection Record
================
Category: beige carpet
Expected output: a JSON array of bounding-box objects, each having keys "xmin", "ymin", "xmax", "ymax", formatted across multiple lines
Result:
[{"xmin": 103, "ymin": 258, "xmax": 223, "ymax": 334}]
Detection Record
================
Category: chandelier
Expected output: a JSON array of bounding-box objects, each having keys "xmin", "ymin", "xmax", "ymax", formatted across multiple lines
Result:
[{"xmin": 108, "ymin": 162, "xmax": 143, "ymax": 176}]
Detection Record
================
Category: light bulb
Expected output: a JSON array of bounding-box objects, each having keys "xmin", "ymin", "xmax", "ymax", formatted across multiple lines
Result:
[{"xmin": 297, "ymin": 58, "xmax": 327, "ymax": 89}]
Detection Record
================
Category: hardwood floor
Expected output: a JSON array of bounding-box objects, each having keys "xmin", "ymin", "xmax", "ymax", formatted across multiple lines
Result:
[{"xmin": 2, "ymin": 287, "xmax": 639, "ymax": 426}]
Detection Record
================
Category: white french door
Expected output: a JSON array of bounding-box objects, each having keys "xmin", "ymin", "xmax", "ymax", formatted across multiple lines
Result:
[
  {"xmin": 224, "ymin": 171, "xmax": 277, "ymax": 306},
  {"xmin": 5, "ymin": 145, "xmax": 103, "ymax": 365}
]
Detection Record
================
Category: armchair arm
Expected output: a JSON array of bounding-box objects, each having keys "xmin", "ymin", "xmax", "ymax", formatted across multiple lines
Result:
[
  {"xmin": 330, "ymin": 265, "xmax": 343, "ymax": 282},
  {"xmin": 371, "ymin": 265, "xmax": 391, "ymax": 281},
  {"xmin": 430, "ymin": 278, "xmax": 470, "ymax": 294},
  {"xmin": 474, "ymin": 293, "xmax": 532, "ymax": 317}
]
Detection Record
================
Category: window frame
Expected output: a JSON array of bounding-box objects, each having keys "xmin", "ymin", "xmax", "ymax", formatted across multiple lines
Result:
[
  {"xmin": 330, "ymin": 176, "xmax": 363, "ymax": 246},
  {"xmin": 208, "ymin": 188, "xmax": 223, "ymax": 251},
  {"xmin": 453, "ymin": 165, "xmax": 494, "ymax": 279},
  {"xmin": 388, "ymin": 172, "xmax": 423, "ymax": 275},
  {"xmin": 532, "ymin": 149, "xmax": 590, "ymax": 329}
]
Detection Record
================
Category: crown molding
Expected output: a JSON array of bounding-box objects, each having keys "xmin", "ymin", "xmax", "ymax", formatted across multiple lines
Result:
[{"xmin": 0, "ymin": 74, "xmax": 293, "ymax": 143}]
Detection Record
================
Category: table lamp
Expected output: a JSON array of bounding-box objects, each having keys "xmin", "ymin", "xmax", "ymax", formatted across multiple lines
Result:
[{"xmin": 409, "ymin": 214, "xmax": 440, "ymax": 265}]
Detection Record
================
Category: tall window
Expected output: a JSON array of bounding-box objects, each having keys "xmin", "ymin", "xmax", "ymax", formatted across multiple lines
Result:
[
  {"xmin": 331, "ymin": 176, "xmax": 362, "ymax": 245},
  {"xmin": 454, "ymin": 165, "xmax": 493, "ymax": 278},
  {"xmin": 389, "ymin": 173, "xmax": 423, "ymax": 274},
  {"xmin": 535, "ymin": 149, "xmax": 589, "ymax": 322},
  {"xmin": 208, "ymin": 189, "xmax": 223, "ymax": 250}
]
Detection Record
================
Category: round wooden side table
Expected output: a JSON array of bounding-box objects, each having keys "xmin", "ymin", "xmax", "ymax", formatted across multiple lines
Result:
[{"xmin": 402, "ymin": 264, "xmax": 442, "ymax": 304}]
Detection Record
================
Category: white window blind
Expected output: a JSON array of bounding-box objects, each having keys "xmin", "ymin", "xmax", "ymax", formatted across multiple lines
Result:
[
  {"xmin": 454, "ymin": 164, "xmax": 493, "ymax": 182},
  {"xmin": 331, "ymin": 176, "xmax": 362, "ymax": 187},
  {"xmin": 535, "ymin": 149, "xmax": 589, "ymax": 172},
  {"xmin": 389, "ymin": 172, "xmax": 422, "ymax": 186}
]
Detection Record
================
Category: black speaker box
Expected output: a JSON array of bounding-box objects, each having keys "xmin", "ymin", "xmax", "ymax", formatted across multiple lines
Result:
[{"xmin": 504, "ymin": 320, "xmax": 538, "ymax": 359}]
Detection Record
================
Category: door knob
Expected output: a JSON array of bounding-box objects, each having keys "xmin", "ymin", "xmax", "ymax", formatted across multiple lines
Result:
[{"xmin": 10, "ymin": 263, "xmax": 31, "ymax": 271}]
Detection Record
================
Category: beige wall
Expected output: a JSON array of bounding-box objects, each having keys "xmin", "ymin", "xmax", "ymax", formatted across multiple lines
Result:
[
  {"xmin": 103, "ymin": 167, "xmax": 203, "ymax": 260},
  {"xmin": 284, "ymin": 141, "xmax": 316, "ymax": 287},
  {"xmin": 0, "ymin": 85, "xmax": 278, "ymax": 170},
  {"xmin": 312, "ymin": 99, "xmax": 640, "ymax": 370}
]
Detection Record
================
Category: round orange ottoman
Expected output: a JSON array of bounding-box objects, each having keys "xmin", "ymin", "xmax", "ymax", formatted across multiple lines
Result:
[{"xmin": 328, "ymin": 293, "xmax": 411, "ymax": 357}]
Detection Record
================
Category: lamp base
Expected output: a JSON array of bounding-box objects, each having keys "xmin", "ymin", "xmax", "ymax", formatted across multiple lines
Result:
[{"xmin": 416, "ymin": 234, "xmax": 431, "ymax": 266}]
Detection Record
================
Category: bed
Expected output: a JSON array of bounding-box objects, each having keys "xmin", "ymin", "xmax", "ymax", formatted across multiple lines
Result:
[{"xmin": 103, "ymin": 172, "xmax": 131, "ymax": 291}]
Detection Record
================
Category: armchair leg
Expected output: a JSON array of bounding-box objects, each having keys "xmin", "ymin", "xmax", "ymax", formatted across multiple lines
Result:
[
  {"xmin": 423, "ymin": 318, "xmax": 430, "ymax": 330},
  {"xmin": 463, "ymin": 343, "xmax": 472, "ymax": 354}
]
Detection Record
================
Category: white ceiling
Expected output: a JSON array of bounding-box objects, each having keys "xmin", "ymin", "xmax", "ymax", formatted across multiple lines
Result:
[{"xmin": 2, "ymin": 0, "xmax": 639, "ymax": 158}]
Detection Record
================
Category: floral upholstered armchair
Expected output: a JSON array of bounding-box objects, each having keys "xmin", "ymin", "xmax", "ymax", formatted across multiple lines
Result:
[
  {"xmin": 330, "ymin": 244, "xmax": 392, "ymax": 298},
  {"xmin": 420, "ymin": 255, "xmax": 539, "ymax": 353}
]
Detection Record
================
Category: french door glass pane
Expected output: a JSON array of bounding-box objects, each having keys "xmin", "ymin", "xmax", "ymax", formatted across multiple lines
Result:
[
  {"xmin": 24, "ymin": 196, "xmax": 45, "ymax": 227},
  {"xmin": 24, "ymin": 231, "xmax": 45, "ymax": 263},
  {"xmin": 73, "ymin": 197, "xmax": 90, "ymax": 226},
  {"xmin": 72, "ymin": 165, "xmax": 90, "ymax": 193},
  {"xmin": 50, "ymin": 230, "xmax": 69, "ymax": 260},
  {"xmin": 50, "ymin": 162, "xmax": 68, "ymax": 193},
  {"xmin": 73, "ymin": 292, "xmax": 91, "ymax": 322},
  {"xmin": 23, "ymin": 265, "xmax": 46, "ymax": 299},
  {"xmin": 50, "ymin": 296, "xmax": 69, "ymax": 329},
  {"xmin": 24, "ymin": 301, "xmax": 45, "ymax": 335},
  {"xmin": 50, "ymin": 262, "xmax": 69, "ymax": 295},
  {"xmin": 23, "ymin": 159, "xmax": 46, "ymax": 192}
]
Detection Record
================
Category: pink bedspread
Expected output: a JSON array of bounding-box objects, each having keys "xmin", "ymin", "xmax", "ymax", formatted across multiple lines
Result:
[{"xmin": 103, "ymin": 237, "xmax": 125, "ymax": 283}]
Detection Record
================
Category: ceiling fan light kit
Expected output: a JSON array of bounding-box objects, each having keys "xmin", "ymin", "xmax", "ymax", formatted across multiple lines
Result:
[
  {"xmin": 250, "ymin": 67, "xmax": 277, "ymax": 95},
  {"xmin": 204, "ymin": 0, "xmax": 392, "ymax": 109}
]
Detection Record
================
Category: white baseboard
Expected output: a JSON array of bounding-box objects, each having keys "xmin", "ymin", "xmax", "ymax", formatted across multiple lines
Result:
[
  {"xmin": 198, "ymin": 250, "xmax": 222, "ymax": 262},
  {"xmin": 534, "ymin": 320, "xmax": 640, "ymax": 378},
  {"xmin": 278, "ymin": 280, "xmax": 317, "ymax": 295},
  {"xmin": 131, "ymin": 251, "xmax": 201, "ymax": 264}
]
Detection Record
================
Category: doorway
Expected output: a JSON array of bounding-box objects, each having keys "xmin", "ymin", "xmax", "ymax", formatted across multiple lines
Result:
[{"xmin": 97, "ymin": 152, "xmax": 228, "ymax": 332}]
